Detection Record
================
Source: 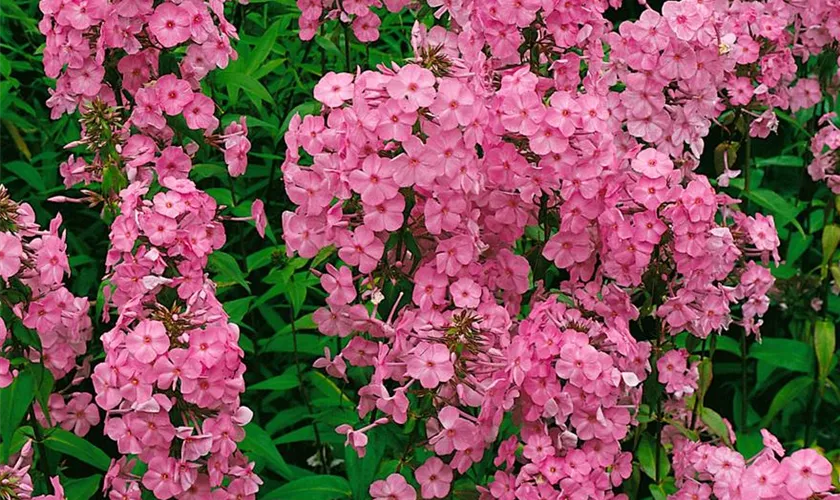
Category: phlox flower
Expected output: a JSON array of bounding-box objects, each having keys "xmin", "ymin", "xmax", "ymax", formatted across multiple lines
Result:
[
  {"xmin": 370, "ymin": 473, "xmax": 416, "ymax": 500},
  {"xmin": 149, "ymin": 3, "xmax": 191, "ymax": 48},
  {"xmin": 126, "ymin": 320, "xmax": 170, "ymax": 364},
  {"xmin": 414, "ymin": 457, "xmax": 452, "ymax": 499},
  {"xmin": 406, "ymin": 342, "xmax": 454, "ymax": 389}
]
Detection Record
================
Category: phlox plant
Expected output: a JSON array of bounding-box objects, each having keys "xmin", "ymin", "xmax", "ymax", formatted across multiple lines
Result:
[
  {"xmin": 1, "ymin": 0, "xmax": 839, "ymax": 498},
  {"xmin": 3, "ymin": 0, "xmax": 265, "ymax": 497},
  {"xmin": 279, "ymin": 0, "xmax": 840, "ymax": 498}
]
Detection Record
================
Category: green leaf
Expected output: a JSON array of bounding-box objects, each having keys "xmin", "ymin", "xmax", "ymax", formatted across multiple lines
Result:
[
  {"xmin": 754, "ymin": 155, "xmax": 804, "ymax": 168},
  {"xmin": 814, "ymin": 320, "xmax": 836, "ymax": 381},
  {"xmin": 246, "ymin": 21, "xmax": 281, "ymax": 75},
  {"xmin": 208, "ymin": 252, "xmax": 251, "ymax": 292},
  {"xmin": 637, "ymin": 434, "xmax": 670, "ymax": 480},
  {"xmin": 63, "ymin": 475, "xmax": 103, "ymax": 500},
  {"xmin": 701, "ymin": 407, "xmax": 732, "ymax": 446},
  {"xmin": 0, "ymin": 368, "xmax": 34, "ymax": 462},
  {"xmin": 822, "ymin": 224, "xmax": 840, "ymax": 266},
  {"xmin": 239, "ymin": 423, "xmax": 294, "ymax": 480},
  {"xmin": 307, "ymin": 371, "xmax": 353, "ymax": 405},
  {"xmin": 217, "ymin": 71, "xmax": 275, "ymax": 105},
  {"xmin": 205, "ymin": 187, "xmax": 234, "ymax": 207},
  {"xmin": 263, "ymin": 475, "xmax": 351, "ymax": 500},
  {"xmin": 760, "ymin": 376, "xmax": 813, "ymax": 427},
  {"xmin": 31, "ymin": 364, "xmax": 55, "ymax": 426},
  {"xmin": 743, "ymin": 188, "xmax": 805, "ymax": 235},
  {"xmin": 786, "ymin": 232, "xmax": 812, "ymax": 265},
  {"xmin": 4, "ymin": 160, "xmax": 45, "ymax": 192},
  {"xmin": 749, "ymin": 338, "xmax": 814, "ymax": 373},
  {"xmin": 43, "ymin": 428, "xmax": 111, "ymax": 470},
  {"xmin": 249, "ymin": 366, "xmax": 301, "ymax": 391},
  {"xmin": 285, "ymin": 279, "xmax": 307, "ymax": 317},
  {"xmin": 246, "ymin": 246, "xmax": 282, "ymax": 272},
  {"xmin": 224, "ymin": 296, "xmax": 253, "ymax": 323}
]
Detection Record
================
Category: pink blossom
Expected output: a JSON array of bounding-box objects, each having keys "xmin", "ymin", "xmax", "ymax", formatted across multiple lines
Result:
[
  {"xmin": 0, "ymin": 231, "xmax": 23, "ymax": 279},
  {"xmin": 414, "ymin": 457, "xmax": 452, "ymax": 499},
  {"xmin": 370, "ymin": 473, "xmax": 416, "ymax": 500},
  {"xmin": 406, "ymin": 342, "xmax": 454, "ymax": 389},
  {"xmin": 149, "ymin": 3, "xmax": 191, "ymax": 48}
]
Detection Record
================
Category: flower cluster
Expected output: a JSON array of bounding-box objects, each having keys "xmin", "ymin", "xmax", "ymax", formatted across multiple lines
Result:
[
  {"xmin": 0, "ymin": 185, "xmax": 93, "ymax": 388},
  {"xmin": 38, "ymin": 0, "xmax": 263, "ymax": 496},
  {"xmin": 656, "ymin": 349, "xmax": 699, "ymax": 399},
  {"xmin": 0, "ymin": 441, "xmax": 66, "ymax": 500},
  {"xmin": 670, "ymin": 429, "xmax": 834, "ymax": 500},
  {"xmin": 295, "ymin": 0, "xmax": 410, "ymax": 42},
  {"xmin": 90, "ymin": 163, "xmax": 263, "ymax": 499},
  {"xmin": 41, "ymin": 0, "xmax": 250, "ymax": 179},
  {"xmin": 41, "ymin": 0, "xmax": 237, "ymax": 113},
  {"xmin": 281, "ymin": 0, "xmax": 840, "ymax": 497},
  {"xmin": 809, "ymin": 113, "xmax": 840, "ymax": 194}
]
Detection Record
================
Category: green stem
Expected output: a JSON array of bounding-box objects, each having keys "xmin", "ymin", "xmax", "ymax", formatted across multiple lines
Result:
[
  {"xmin": 740, "ymin": 329, "xmax": 748, "ymax": 432},
  {"xmin": 290, "ymin": 308, "xmax": 328, "ymax": 473},
  {"xmin": 343, "ymin": 23, "xmax": 352, "ymax": 72},
  {"xmin": 29, "ymin": 406, "xmax": 53, "ymax": 479},
  {"xmin": 743, "ymin": 135, "xmax": 752, "ymax": 194}
]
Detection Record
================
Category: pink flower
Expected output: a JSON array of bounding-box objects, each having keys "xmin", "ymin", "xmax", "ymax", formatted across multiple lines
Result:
[
  {"xmin": 142, "ymin": 457, "xmax": 182, "ymax": 499},
  {"xmin": 661, "ymin": 0, "xmax": 704, "ymax": 41},
  {"xmin": 33, "ymin": 476, "xmax": 65, "ymax": 500},
  {"xmin": 141, "ymin": 212, "xmax": 178, "ymax": 246},
  {"xmin": 149, "ymin": 3, "xmax": 191, "ymax": 48},
  {"xmin": 126, "ymin": 320, "xmax": 171, "ymax": 364},
  {"xmin": 183, "ymin": 94, "xmax": 218, "ymax": 131},
  {"xmin": 429, "ymin": 406, "xmax": 476, "ymax": 454},
  {"xmin": 0, "ymin": 232, "xmax": 23, "ymax": 279},
  {"xmin": 369, "ymin": 473, "xmax": 416, "ymax": 500},
  {"xmin": 348, "ymin": 156, "xmax": 399, "ymax": 206},
  {"xmin": 61, "ymin": 393, "xmax": 100, "ymax": 437},
  {"xmin": 631, "ymin": 148, "xmax": 674, "ymax": 178},
  {"xmin": 36, "ymin": 236, "xmax": 70, "ymax": 286},
  {"xmin": 251, "ymin": 199, "xmax": 267, "ymax": 238},
  {"xmin": 450, "ymin": 277, "xmax": 480, "ymax": 308},
  {"xmin": 406, "ymin": 342, "xmax": 454, "ymax": 389},
  {"xmin": 429, "ymin": 80, "xmax": 476, "ymax": 129},
  {"xmin": 320, "ymin": 264, "xmax": 357, "ymax": 306},
  {"xmin": 336, "ymin": 424, "xmax": 369, "ymax": 458},
  {"xmin": 386, "ymin": 65, "xmax": 436, "ymax": 111},
  {"xmin": 543, "ymin": 232, "xmax": 592, "ymax": 268},
  {"xmin": 338, "ymin": 227, "xmax": 384, "ymax": 274},
  {"xmin": 414, "ymin": 457, "xmax": 452, "ymax": 499},
  {"xmin": 155, "ymin": 146, "xmax": 192, "ymax": 179},
  {"xmin": 782, "ymin": 449, "xmax": 833, "ymax": 499},
  {"xmin": 314, "ymin": 72, "xmax": 354, "ymax": 107},
  {"xmin": 155, "ymin": 75, "xmax": 194, "ymax": 116},
  {"xmin": 0, "ymin": 357, "xmax": 13, "ymax": 388}
]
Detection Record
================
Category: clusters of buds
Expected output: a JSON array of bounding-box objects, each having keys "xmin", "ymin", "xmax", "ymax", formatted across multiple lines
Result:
[{"xmin": 0, "ymin": 185, "xmax": 92, "ymax": 387}]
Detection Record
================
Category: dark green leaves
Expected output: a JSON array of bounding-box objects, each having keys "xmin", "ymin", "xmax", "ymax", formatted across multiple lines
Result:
[
  {"xmin": 637, "ymin": 434, "xmax": 670, "ymax": 480},
  {"xmin": 760, "ymin": 376, "xmax": 813, "ymax": 427},
  {"xmin": 814, "ymin": 321, "xmax": 836, "ymax": 382},
  {"xmin": 63, "ymin": 475, "xmax": 103, "ymax": 500},
  {"xmin": 749, "ymin": 338, "xmax": 815, "ymax": 373},
  {"xmin": 239, "ymin": 423, "xmax": 295, "ymax": 480},
  {"xmin": 208, "ymin": 251, "xmax": 251, "ymax": 292},
  {"xmin": 43, "ymin": 428, "xmax": 111, "ymax": 471},
  {"xmin": 263, "ymin": 475, "xmax": 351, "ymax": 500},
  {"xmin": 0, "ymin": 368, "xmax": 35, "ymax": 462}
]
